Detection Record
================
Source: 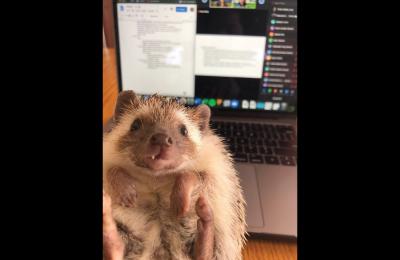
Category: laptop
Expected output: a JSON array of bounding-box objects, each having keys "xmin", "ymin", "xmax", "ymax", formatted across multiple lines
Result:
[{"xmin": 113, "ymin": 0, "xmax": 297, "ymax": 238}]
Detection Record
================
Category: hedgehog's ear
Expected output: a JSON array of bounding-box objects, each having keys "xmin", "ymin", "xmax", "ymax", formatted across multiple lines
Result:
[
  {"xmin": 114, "ymin": 90, "xmax": 139, "ymax": 123},
  {"xmin": 194, "ymin": 104, "xmax": 211, "ymax": 132}
]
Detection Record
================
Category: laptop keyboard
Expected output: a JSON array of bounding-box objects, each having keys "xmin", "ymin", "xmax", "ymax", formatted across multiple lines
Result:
[{"xmin": 210, "ymin": 121, "xmax": 297, "ymax": 166}]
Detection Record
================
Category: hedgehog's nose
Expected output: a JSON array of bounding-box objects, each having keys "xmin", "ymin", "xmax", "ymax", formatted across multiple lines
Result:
[{"xmin": 150, "ymin": 133, "xmax": 173, "ymax": 147}]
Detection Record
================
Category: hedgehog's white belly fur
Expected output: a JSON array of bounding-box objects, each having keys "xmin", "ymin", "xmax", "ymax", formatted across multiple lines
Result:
[{"xmin": 103, "ymin": 134, "xmax": 246, "ymax": 260}]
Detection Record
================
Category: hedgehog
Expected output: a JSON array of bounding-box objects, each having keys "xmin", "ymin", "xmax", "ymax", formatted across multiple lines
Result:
[{"xmin": 103, "ymin": 91, "xmax": 246, "ymax": 260}]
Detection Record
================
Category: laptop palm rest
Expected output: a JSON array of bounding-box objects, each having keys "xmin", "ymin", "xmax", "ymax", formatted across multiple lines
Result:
[{"xmin": 236, "ymin": 164, "xmax": 264, "ymax": 228}]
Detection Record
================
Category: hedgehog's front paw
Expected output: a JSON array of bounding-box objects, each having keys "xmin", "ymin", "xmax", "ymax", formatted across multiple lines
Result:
[
  {"xmin": 170, "ymin": 173, "xmax": 199, "ymax": 217},
  {"xmin": 170, "ymin": 184, "xmax": 188, "ymax": 217}
]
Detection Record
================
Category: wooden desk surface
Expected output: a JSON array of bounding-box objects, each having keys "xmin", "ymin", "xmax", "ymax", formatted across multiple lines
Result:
[{"xmin": 102, "ymin": 48, "xmax": 297, "ymax": 260}]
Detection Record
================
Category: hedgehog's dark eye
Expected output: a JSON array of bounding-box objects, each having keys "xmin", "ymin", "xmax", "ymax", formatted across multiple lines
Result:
[
  {"xmin": 131, "ymin": 119, "xmax": 142, "ymax": 131},
  {"xmin": 180, "ymin": 125, "xmax": 188, "ymax": 136}
]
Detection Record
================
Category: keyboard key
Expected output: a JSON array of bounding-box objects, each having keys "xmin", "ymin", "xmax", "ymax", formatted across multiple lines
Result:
[
  {"xmin": 237, "ymin": 138, "xmax": 248, "ymax": 145},
  {"xmin": 256, "ymin": 139, "xmax": 264, "ymax": 145},
  {"xmin": 245, "ymin": 146, "xmax": 258, "ymax": 154},
  {"xmin": 285, "ymin": 126, "xmax": 295, "ymax": 133},
  {"xmin": 278, "ymin": 133, "xmax": 287, "ymax": 140},
  {"xmin": 277, "ymin": 125, "xmax": 295, "ymax": 132},
  {"xmin": 285, "ymin": 133, "xmax": 295, "ymax": 141},
  {"xmin": 262, "ymin": 124, "xmax": 270, "ymax": 131},
  {"xmin": 235, "ymin": 145, "xmax": 244, "ymax": 153},
  {"xmin": 280, "ymin": 156, "xmax": 296, "ymax": 166},
  {"xmin": 274, "ymin": 148, "xmax": 297, "ymax": 156},
  {"xmin": 249, "ymin": 155, "xmax": 264, "ymax": 164},
  {"xmin": 243, "ymin": 124, "xmax": 250, "ymax": 131},
  {"xmin": 258, "ymin": 146, "xmax": 272, "ymax": 155},
  {"xmin": 279, "ymin": 141, "xmax": 297, "ymax": 148},
  {"xmin": 233, "ymin": 153, "xmax": 248, "ymax": 163},
  {"xmin": 248, "ymin": 131, "xmax": 258, "ymax": 138},
  {"xmin": 264, "ymin": 140, "xmax": 277, "ymax": 147},
  {"xmin": 249, "ymin": 138, "xmax": 258, "ymax": 145},
  {"xmin": 255, "ymin": 132, "xmax": 264, "ymax": 138},
  {"xmin": 276, "ymin": 125, "xmax": 289, "ymax": 132},
  {"xmin": 271, "ymin": 133, "xmax": 279, "ymax": 139},
  {"xmin": 250, "ymin": 123, "xmax": 261, "ymax": 131},
  {"xmin": 227, "ymin": 123, "xmax": 237, "ymax": 131},
  {"xmin": 265, "ymin": 156, "xmax": 279, "ymax": 165},
  {"xmin": 266, "ymin": 124, "xmax": 276, "ymax": 131},
  {"xmin": 234, "ymin": 131, "xmax": 243, "ymax": 137}
]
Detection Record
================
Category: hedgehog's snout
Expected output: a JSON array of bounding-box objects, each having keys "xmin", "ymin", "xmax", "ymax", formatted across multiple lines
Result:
[{"xmin": 150, "ymin": 133, "xmax": 173, "ymax": 147}]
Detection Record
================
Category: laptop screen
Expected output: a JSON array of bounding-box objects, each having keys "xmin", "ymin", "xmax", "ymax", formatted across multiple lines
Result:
[{"xmin": 114, "ymin": 0, "xmax": 297, "ymax": 113}]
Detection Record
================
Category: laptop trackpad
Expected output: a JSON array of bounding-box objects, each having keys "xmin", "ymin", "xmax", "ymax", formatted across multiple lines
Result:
[{"xmin": 236, "ymin": 164, "xmax": 264, "ymax": 228}]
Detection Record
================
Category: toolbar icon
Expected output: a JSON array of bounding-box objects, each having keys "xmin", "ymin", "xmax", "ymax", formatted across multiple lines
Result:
[
  {"xmin": 194, "ymin": 97, "xmax": 202, "ymax": 105},
  {"xmin": 272, "ymin": 103, "xmax": 280, "ymax": 111},
  {"xmin": 249, "ymin": 100, "xmax": 256, "ymax": 109},
  {"xmin": 179, "ymin": 97, "xmax": 187, "ymax": 105},
  {"xmin": 242, "ymin": 100, "xmax": 249, "ymax": 109},
  {"xmin": 256, "ymin": 101, "xmax": 265, "ymax": 110},
  {"xmin": 281, "ymin": 102, "xmax": 288, "ymax": 111},
  {"xmin": 231, "ymin": 99, "xmax": 239, "ymax": 109},
  {"xmin": 223, "ymin": 99, "xmax": 231, "ymax": 108},
  {"xmin": 186, "ymin": 97, "xmax": 194, "ymax": 105},
  {"xmin": 264, "ymin": 102, "xmax": 272, "ymax": 110},
  {"xmin": 208, "ymin": 98, "xmax": 216, "ymax": 107}
]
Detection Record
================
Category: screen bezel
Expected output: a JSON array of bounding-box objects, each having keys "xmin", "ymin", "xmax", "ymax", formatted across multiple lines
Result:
[{"xmin": 112, "ymin": 0, "xmax": 297, "ymax": 119}]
